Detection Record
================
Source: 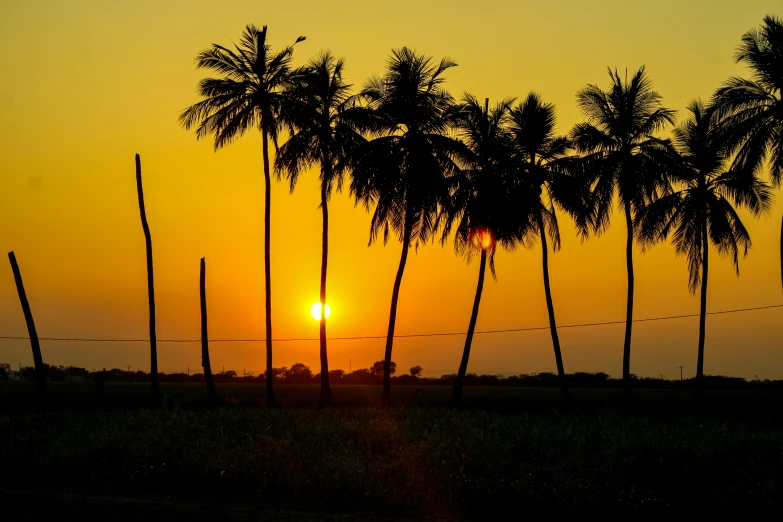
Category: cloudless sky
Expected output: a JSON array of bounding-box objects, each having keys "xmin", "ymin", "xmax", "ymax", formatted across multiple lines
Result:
[{"xmin": 1, "ymin": 0, "xmax": 781, "ymax": 379}]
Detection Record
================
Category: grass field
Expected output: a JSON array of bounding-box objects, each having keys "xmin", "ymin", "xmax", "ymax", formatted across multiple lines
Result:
[
  {"xmin": 2, "ymin": 382, "xmax": 782, "ymax": 518},
  {"xmin": 1, "ymin": 405, "xmax": 782, "ymax": 519}
]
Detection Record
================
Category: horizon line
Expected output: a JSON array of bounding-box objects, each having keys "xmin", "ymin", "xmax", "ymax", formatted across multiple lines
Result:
[{"xmin": 1, "ymin": 303, "xmax": 780, "ymax": 344}]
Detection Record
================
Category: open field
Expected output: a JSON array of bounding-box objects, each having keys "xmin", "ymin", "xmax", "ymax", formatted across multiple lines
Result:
[
  {"xmin": 3, "ymin": 383, "xmax": 782, "ymax": 517},
  {"xmin": 1, "ymin": 406, "xmax": 782, "ymax": 519}
]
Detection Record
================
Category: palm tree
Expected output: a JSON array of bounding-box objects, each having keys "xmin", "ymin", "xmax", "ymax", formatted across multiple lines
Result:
[
  {"xmin": 572, "ymin": 67, "xmax": 676, "ymax": 403},
  {"xmin": 443, "ymin": 95, "xmax": 535, "ymax": 405},
  {"xmin": 713, "ymin": 15, "xmax": 782, "ymax": 291},
  {"xmin": 351, "ymin": 48, "xmax": 462, "ymax": 407},
  {"xmin": 509, "ymin": 93, "xmax": 590, "ymax": 401},
  {"xmin": 637, "ymin": 100, "xmax": 772, "ymax": 399},
  {"xmin": 275, "ymin": 52, "xmax": 365, "ymax": 406},
  {"xmin": 180, "ymin": 25, "xmax": 305, "ymax": 408}
]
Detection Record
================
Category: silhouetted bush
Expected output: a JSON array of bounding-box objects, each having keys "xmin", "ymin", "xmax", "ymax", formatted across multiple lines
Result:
[
  {"xmin": 342, "ymin": 368, "xmax": 378, "ymax": 385},
  {"xmin": 370, "ymin": 360, "xmax": 396, "ymax": 377},
  {"xmin": 285, "ymin": 363, "xmax": 314, "ymax": 384}
]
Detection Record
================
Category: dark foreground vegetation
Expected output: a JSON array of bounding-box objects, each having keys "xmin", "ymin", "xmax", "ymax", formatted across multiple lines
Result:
[
  {"xmin": 1, "ymin": 404, "xmax": 781, "ymax": 519},
  {"xmin": 2, "ymin": 383, "xmax": 782, "ymax": 518},
  {"xmin": 5, "ymin": 379, "xmax": 783, "ymax": 420}
]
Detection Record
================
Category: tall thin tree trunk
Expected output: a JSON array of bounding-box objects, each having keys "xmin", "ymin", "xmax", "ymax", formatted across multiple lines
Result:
[
  {"xmin": 382, "ymin": 224, "xmax": 412, "ymax": 407},
  {"xmin": 135, "ymin": 154, "xmax": 160, "ymax": 406},
  {"xmin": 622, "ymin": 203, "xmax": 635, "ymax": 405},
  {"xmin": 696, "ymin": 219, "xmax": 709, "ymax": 402},
  {"xmin": 449, "ymin": 250, "xmax": 488, "ymax": 406},
  {"xmin": 318, "ymin": 180, "xmax": 333, "ymax": 406},
  {"xmin": 261, "ymin": 127, "xmax": 277, "ymax": 408},
  {"xmin": 200, "ymin": 258, "xmax": 219, "ymax": 404},
  {"xmin": 779, "ymin": 212, "xmax": 782, "ymax": 294},
  {"xmin": 537, "ymin": 216, "xmax": 569, "ymax": 401},
  {"xmin": 7, "ymin": 251, "xmax": 47, "ymax": 406}
]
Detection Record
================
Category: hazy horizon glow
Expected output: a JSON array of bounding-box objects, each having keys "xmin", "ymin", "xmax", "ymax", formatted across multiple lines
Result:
[{"xmin": 1, "ymin": 0, "xmax": 781, "ymax": 379}]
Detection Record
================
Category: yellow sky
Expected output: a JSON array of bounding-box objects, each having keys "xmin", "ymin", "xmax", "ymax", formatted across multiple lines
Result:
[{"xmin": 1, "ymin": 0, "xmax": 781, "ymax": 379}]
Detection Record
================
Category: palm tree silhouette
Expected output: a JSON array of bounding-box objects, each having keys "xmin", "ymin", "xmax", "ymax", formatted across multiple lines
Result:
[
  {"xmin": 713, "ymin": 15, "xmax": 782, "ymax": 291},
  {"xmin": 637, "ymin": 100, "xmax": 772, "ymax": 399},
  {"xmin": 443, "ymin": 95, "xmax": 534, "ymax": 406},
  {"xmin": 276, "ymin": 52, "xmax": 365, "ymax": 406},
  {"xmin": 509, "ymin": 93, "xmax": 590, "ymax": 401},
  {"xmin": 572, "ymin": 67, "xmax": 675, "ymax": 403},
  {"xmin": 351, "ymin": 48, "xmax": 462, "ymax": 407},
  {"xmin": 179, "ymin": 25, "xmax": 305, "ymax": 408}
]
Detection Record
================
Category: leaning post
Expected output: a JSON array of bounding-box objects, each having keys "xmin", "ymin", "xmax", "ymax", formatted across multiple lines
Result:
[{"xmin": 8, "ymin": 251, "xmax": 47, "ymax": 405}]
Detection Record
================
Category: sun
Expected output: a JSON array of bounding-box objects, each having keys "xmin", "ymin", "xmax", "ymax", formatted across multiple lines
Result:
[{"xmin": 310, "ymin": 302, "xmax": 331, "ymax": 320}]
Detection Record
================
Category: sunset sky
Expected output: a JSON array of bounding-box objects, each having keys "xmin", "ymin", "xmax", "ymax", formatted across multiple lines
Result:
[{"xmin": 1, "ymin": 0, "xmax": 781, "ymax": 379}]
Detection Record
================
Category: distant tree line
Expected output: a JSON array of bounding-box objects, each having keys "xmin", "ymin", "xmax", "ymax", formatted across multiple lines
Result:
[{"xmin": 2, "ymin": 361, "xmax": 782, "ymax": 390}]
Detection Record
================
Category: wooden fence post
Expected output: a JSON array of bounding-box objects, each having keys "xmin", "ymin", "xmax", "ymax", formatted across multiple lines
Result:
[
  {"xmin": 8, "ymin": 251, "xmax": 47, "ymax": 405},
  {"xmin": 135, "ymin": 154, "xmax": 161, "ymax": 405},
  {"xmin": 200, "ymin": 257, "xmax": 219, "ymax": 403}
]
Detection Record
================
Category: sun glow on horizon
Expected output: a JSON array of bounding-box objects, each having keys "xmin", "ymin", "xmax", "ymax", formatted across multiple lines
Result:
[{"xmin": 310, "ymin": 302, "xmax": 331, "ymax": 320}]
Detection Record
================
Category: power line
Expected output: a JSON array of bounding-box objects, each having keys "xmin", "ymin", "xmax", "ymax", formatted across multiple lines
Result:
[{"xmin": 0, "ymin": 303, "xmax": 780, "ymax": 344}]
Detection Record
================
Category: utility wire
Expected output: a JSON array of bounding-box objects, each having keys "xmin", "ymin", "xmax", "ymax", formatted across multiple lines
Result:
[{"xmin": 0, "ymin": 303, "xmax": 780, "ymax": 344}]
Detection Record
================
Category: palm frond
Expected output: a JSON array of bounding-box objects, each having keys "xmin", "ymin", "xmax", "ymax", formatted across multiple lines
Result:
[
  {"xmin": 181, "ymin": 25, "xmax": 306, "ymax": 150},
  {"xmin": 639, "ymin": 92, "xmax": 769, "ymax": 292},
  {"xmin": 713, "ymin": 168, "xmax": 774, "ymax": 216},
  {"xmin": 570, "ymin": 123, "xmax": 615, "ymax": 153},
  {"xmin": 712, "ymin": 16, "xmax": 782, "ymax": 189},
  {"xmin": 351, "ymin": 49, "xmax": 463, "ymax": 249}
]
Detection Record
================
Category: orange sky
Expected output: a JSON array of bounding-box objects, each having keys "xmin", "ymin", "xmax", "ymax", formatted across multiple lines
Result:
[{"xmin": 1, "ymin": 0, "xmax": 781, "ymax": 379}]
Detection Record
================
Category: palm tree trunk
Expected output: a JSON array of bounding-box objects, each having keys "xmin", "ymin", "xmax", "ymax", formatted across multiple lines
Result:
[
  {"xmin": 261, "ymin": 127, "xmax": 277, "ymax": 408},
  {"xmin": 7, "ymin": 251, "xmax": 47, "ymax": 406},
  {"xmin": 381, "ymin": 224, "xmax": 412, "ymax": 407},
  {"xmin": 537, "ymin": 216, "xmax": 568, "ymax": 401},
  {"xmin": 200, "ymin": 258, "xmax": 219, "ymax": 404},
  {"xmin": 622, "ymin": 203, "xmax": 635, "ymax": 405},
  {"xmin": 696, "ymin": 221, "xmax": 709, "ymax": 402},
  {"xmin": 318, "ymin": 180, "xmax": 333, "ymax": 407},
  {"xmin": 779, "ymin": 212, "xmax": 782, "ymax": 294},
  {"xmin": 135, "ymin": 154, "xmax": 161, "ymax": 406},
  {"xmin": 449, "ymin": 250, "xmax": 488, "ymax": 406}
]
